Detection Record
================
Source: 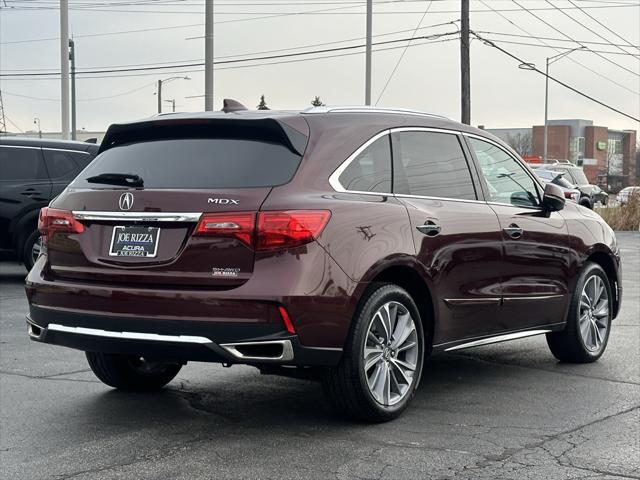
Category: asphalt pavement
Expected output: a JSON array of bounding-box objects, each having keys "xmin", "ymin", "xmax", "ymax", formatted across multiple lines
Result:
[{"xmin": 1, "ymin": 232, "xmax": 638, "ymax": 480}]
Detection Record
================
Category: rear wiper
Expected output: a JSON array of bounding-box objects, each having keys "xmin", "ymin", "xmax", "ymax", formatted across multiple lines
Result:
[{"xmin": 85, "ymin": 173, "xmax": 144, "ymax": 187}]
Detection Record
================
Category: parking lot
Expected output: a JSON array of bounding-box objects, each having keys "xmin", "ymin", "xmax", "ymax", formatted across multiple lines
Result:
[{"xmin": 0, "ymin": 232, "xmax": 637, "ymax": 480}]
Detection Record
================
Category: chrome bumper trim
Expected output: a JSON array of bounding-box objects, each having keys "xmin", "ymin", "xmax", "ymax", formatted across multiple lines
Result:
[
  {"xmin": 220, "ymin": 340, "xmax": 294, "ymax": 362},
  {"xmin": 47, "ymin": 323, "xmax": 212, "ymax": 344}
]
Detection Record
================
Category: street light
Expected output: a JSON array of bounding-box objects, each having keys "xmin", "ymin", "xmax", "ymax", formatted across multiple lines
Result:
[
  {"xmin": 33, "ymin": 117, "xmax": 41, "ymax": 138},
  {"xmin": 164, "ymin": 99, "xmax": 176, "ymax": 112},
  {"xmin": 156, "ymin": 76, "xmax": 190, "ymax": 113},
  {"xmin": 543, "ymin": 47, "xmax": 585, "ymax": 162}
]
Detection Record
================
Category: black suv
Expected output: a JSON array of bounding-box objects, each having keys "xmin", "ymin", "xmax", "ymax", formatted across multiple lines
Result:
[
  {"xmin": 0, "ymin": 137, "xmax": 98, "ymax": 269},
  {"xmin": 546, "ymin": 162, "xmax": 608, "ymax": 209}
]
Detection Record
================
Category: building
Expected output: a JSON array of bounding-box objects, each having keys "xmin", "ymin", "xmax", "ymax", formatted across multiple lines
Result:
[
  {"xmin": 486, "ymin": 120, "xmax": 637, "ymax": 190},
  {"xmin": 4, "ymin": 130, "xmax": 106, "ymax": 143}
]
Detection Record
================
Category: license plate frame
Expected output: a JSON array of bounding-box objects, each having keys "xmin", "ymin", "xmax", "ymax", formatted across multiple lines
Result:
[{"xmin": 109, "ymin": 225, "xmax": 161, "ymax": 258}]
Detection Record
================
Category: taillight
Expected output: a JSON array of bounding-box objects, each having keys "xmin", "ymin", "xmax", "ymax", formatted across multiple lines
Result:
[
  {"xmin": 256, "ymin": 210, "xmax": 331, "ymax": 251},
  {"xmin": 193, "ymin": 210, "xmax": 331, "ymax": 251},
  {"xmin": 194, "ymin": 212, "xmax": 255, "ymax": 247},
  {"xmin": 38, "ymin": 207, "xmax": 84, "ymax": 244}
]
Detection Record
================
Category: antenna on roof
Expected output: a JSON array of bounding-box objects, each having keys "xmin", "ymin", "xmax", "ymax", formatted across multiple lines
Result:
[{"xmin": 222, "ymin": 99, "xmax": 248, "ymax": 113}]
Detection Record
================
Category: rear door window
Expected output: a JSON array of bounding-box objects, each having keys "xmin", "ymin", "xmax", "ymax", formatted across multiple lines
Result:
[
  {"xmin": 0, "ymin": 146, "xmax": 47, "ymax": 181},
  {"xmin": 391, "ymin": 131, "xmax": 477, "ymax": 200},
  {"xmin": 72, "ymin": 139, "xmax": 302, "ymax": 189},
  {"xmin": 43, "ymin": 149, "xmax": 90, "ymax": 181},
  {"xmin": 338, "ymin": 135, "xmax": 392, "ymax": 193}
]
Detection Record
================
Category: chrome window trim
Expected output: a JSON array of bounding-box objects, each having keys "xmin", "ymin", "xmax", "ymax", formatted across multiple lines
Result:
[
  {"xmin": 0, "ymin": 144, "xmax": 41, "ymax": 150},
  {"xmin": 328, "ymin": 129, "xmax": 391, "ymax": 194},
  {"xmin": 328, "ymin": 126, "xmax": 482, "ymax": 204},
  {"xmin": 43, "ymin": 147, "xmax": 92, "ymax": 155},
  {"xmin": 47, "ymin": 323, "xmax": 212, "ymax": 344},
  {"xmin": 73, "ymin": 211, "xmax": 202, "ymax": 222}
]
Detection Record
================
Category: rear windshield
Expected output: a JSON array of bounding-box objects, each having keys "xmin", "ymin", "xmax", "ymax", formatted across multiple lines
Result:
[{"xmin": 71, "ymin": 138, "xmax": 302, "ymax": 189}]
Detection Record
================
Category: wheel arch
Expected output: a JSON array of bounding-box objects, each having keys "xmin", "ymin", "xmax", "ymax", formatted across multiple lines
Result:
[
  {"xmin": 585, "ymin": 248, "xmax": 620, "ymax": 319},
  {"xmin": 353, "ymin": 258, "xmax": 436, "ymax": 353}
]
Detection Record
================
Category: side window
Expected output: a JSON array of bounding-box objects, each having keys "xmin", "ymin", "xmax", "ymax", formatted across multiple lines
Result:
[
  {"xmin": 391, "ymin": 131, "xmax": 477, "ymax": 200},
  {"xmin": 468, "ymin": 138, "xmax": 540, "ymax": 208},
  {"xmin": 43, "ymin": 149, "xmax": 86, "ymax": 181},
  {"xmin": 0, "ymin": 146, "xmax": 47, "ymax": 181},
  {"xmin": 338, "ymin": 135, "xmax": 392, "ymax": 193}
]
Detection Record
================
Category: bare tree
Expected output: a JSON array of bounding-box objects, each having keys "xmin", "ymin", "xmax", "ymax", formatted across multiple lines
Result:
[{"xmin": 506, "ymin": 132, "xmax": 532, "ymax": 157}]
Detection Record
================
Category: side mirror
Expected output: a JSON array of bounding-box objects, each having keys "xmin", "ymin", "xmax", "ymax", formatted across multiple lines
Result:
[{"xmin": 542, "ymin": 182, "xmax": 565, "ymax": 212}]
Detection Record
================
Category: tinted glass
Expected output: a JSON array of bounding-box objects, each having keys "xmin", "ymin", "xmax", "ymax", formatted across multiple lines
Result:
[
  {"xmin": 391, "ymin": 131, "xmax": 476, "ymax": 200},
  {"xmin": 72, "ymin": 139, "xmax": 302, "ymax": 189},
  {"xmin": 469, "ymin": 138, "xmax": 540, "ymax": 207},
  {"xmin": 43, "ymin": 149, "xmax": 89, "ymax": 181},
  {"xmin": 338, "ymin": 136, "xmax": 391, "ymax": 193},
  {"xmin": 0, "ymin": 146, "xmax": 47, "ymax": 181}
]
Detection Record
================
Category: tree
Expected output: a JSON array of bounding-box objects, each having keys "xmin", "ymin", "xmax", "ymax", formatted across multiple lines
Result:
[
  {"xmin": 257, "ymin": 95, "xmax": 269, "ymax": 110},
  {"xmin": 506, "ymin": 132, "xmax": 532, "ymax": 157},
  {"xmin": 311, "ymin": 96, "xmax": 325, "ymax": 107}
]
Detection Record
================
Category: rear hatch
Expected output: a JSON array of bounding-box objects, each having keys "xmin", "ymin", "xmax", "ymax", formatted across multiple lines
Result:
[{"xmin": 42, "ymin": 116, "xmax": 308, "ymax": 288}]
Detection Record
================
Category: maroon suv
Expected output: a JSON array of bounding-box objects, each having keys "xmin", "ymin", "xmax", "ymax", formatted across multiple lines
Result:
[{"xmin": 25, "ymin": 106, "xmax": 621, "ymax": 422}]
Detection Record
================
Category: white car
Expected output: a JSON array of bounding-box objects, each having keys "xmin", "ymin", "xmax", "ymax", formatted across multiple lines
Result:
[{"xmin": 616, "ymin": 186, "xmax": 640, "ymax": 205}]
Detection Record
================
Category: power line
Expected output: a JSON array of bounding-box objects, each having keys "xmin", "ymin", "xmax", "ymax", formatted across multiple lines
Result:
[
  {"xmin": 471, "ymin": 31, "xmax": 639, "ymax": 123},
  {"xmin": 478, "ymin": 0, "xmax": 639, "ymax": 97},
  {"xmin": 513, "ymin": 0, "xmax": 639, "ymax": 78},
  {"xmin": 568, "ymin": 0, "xmax": 640, "ymax": 51},
  {"xmin": 473, "ymin": 30, "xmax": 640, "ymax": 51},
  {"xmin": 375, "ymin": 0, "xmax": 435, "ymax": 105},
  {"xmin": 0, "ymin": 35, "xmax": 459, "ymax": 81}
]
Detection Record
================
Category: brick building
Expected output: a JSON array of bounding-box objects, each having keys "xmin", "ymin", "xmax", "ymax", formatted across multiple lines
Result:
[{"xmin": 487, "ymin": 119, "xmax": 637, "ymax": 190}]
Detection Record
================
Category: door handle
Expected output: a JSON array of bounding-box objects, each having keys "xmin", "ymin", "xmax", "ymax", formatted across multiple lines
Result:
[
  {"xmin": 416, "ymin": 221, "xmax": 441, "ymax": 237},
  {"xmin": 503, "ymin": 223, "xmax": 524, "ymax": 239},
  {"xmin": 21, "ymin": 188, "xmax": 42, "ymax": 196}
]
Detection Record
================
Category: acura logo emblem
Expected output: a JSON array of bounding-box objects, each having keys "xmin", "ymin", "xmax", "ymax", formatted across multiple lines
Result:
[{"xmin": 119, "ymin": 192, "xmax": 134, "ymax": 211}]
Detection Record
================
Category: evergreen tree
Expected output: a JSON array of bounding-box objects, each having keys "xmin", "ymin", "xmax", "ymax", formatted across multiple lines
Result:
[
  {"xmin": 257, "ymin": 95, "xmax": 269, "ymax": 110},
  {"xmin": 311, "ymin": 96, "xmax": 325, "ymax": 107}
]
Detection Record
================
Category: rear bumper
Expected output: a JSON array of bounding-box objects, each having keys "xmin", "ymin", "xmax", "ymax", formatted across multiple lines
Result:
[{"xmin": 26, "ymin": 305, "xmax": 342, "ymax": 366}]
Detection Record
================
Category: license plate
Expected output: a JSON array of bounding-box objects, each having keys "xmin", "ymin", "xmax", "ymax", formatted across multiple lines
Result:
[{"xmin": 109, "ymin": 226, "xmax": 160, "ymax": 258}]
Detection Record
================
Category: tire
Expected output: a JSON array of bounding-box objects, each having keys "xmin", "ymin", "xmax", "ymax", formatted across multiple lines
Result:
[
  {"xmin": 546, "ymin": 262, "xmax": 612, "ymax": 363},
  {"xmin": 86, "ymin": 352, "xmax": 182, "ymax": 391},
  {"xmin": 21, "ymin": 229, "xmax": 42, "ymax": 271},
  {"xmin": 322, "ymin": 283, "xmax": 425, "ymax": 422},
  {"xmin": 579, "ymin": 198, "xmax": 592, "ymax": 209}
]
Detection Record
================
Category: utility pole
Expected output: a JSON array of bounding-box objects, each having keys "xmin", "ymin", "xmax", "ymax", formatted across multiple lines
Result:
[
  {"xmin": 460, "ymin": 0, "xmax": 470, "ymax": 125},
  {"xmin": 204, "ymin": 0, "xmax": 214, "ymax": 111},
  {"xmin": 69, "ymin": 38, "xmax": 77, "ymax": 140},
  {"xmin": 0, "ymin": 91, "xmax": 6, "ymax": 135},
  {"xmin": 34, "ymin": 118, "xmax": 42, "ymax": 138},
  {"xmin": 157, "ymin": 80, "xmax": 162, "ymax": 113},
  {"xmin": 365, "ymin": 0, "xmax": 372, "ymax": 105},
  {"xmin": 60, "ymin": 0, "xmax": 70, "ymax": 139}
]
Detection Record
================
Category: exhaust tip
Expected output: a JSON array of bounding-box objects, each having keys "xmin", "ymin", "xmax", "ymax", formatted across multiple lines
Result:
[{"xmin": 220, "ymin": 340, "xmax": 294, "ymax": 362}]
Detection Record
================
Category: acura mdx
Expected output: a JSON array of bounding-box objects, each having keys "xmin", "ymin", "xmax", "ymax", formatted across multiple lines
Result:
[{"xmin": 25, "ymin": 105, "xmax": 622, "ymax": 422}]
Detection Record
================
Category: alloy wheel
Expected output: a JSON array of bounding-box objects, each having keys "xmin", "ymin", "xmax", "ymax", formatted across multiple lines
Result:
[
  {"xmin": 579, "ymin": 275, "xmax": 609, "ymax": 352},
  {"xmin": 363, "ymin": 301, "xmax": 419, "ymax": 406}
]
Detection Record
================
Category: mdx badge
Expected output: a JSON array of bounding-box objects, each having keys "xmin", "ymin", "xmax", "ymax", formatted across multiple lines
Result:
[
  {"xmin": 119, "ymin": 192, "xmax": 134, "ymax": 211},
  {"xmin": 208, "ymin": 198, "xmax": 239, "ymax": 205}
]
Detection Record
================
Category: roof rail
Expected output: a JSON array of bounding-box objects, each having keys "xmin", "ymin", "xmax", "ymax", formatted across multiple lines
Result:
[{"xmin": 302, "ymin": 105, "xmax": 450, "ymax": 120}]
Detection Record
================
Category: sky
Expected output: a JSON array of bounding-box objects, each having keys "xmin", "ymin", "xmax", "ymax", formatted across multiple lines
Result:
[{"xmin": 0, "ymin": 0, "xmax": 639, "ymax": 134}]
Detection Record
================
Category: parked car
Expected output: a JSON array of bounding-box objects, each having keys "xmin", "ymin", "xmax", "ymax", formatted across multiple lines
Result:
[
  {"xmin": 545, "ymin": 161, "xmax": 608, "ymax": 208},
  {"xmin": 25, "ymin": 106, "xmax": 621, "ymax": 422},
  {"xmin": 530, "ymin": 167, "xmax": 580, "ymax": 203},
  {"xmin": 616, "ymin": 186, "xmax": 640, "ymax": 205},
  {"xmin": 0, "ymin": 137, "xmax": 98, "ymax": 269}
]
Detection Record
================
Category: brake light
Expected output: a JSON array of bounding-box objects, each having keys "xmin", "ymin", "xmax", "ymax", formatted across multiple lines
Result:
[
  {"xmin": 38, "ymin": 208, "xmax": 84, "ymax": 244},
  {"xmin": 256, "ymin": 210, "xmax": 331, "ymax": 251},
  {"xmin": 194, "ymin": 212, "xmax": 255, "ymax": 247},
  {"xmin": 193, "ymin": 210, "xmax": 331, "ymax": 251}
]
